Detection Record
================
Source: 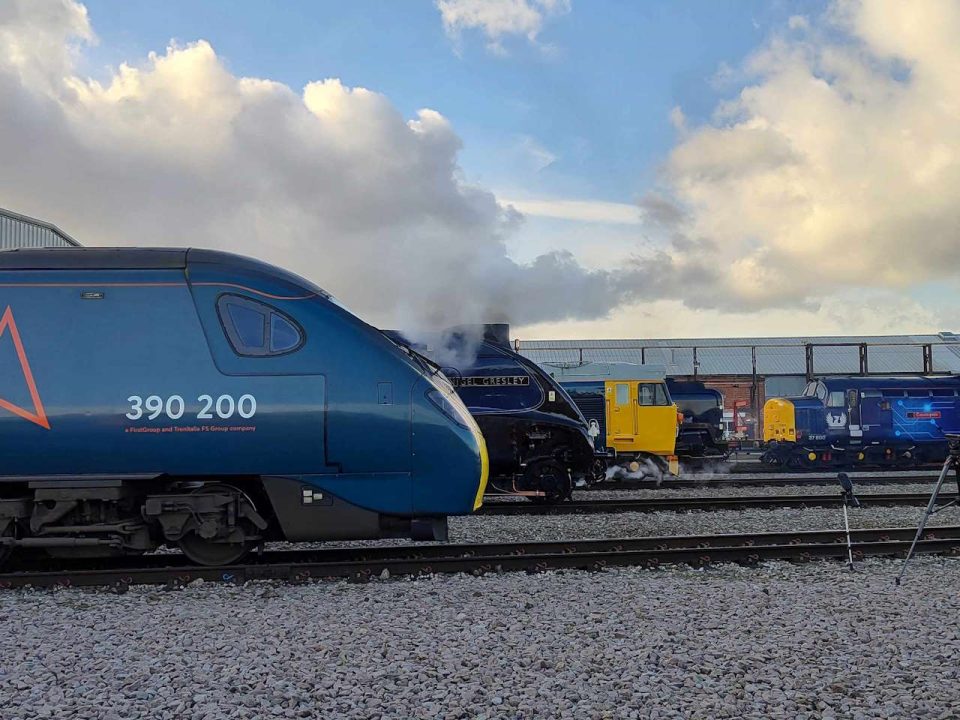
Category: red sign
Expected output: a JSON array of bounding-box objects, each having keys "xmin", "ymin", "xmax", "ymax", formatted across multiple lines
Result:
[
  {"xmin": 910, "ymin": 411, "xmax": 941, "ymax": 419},
  {"xmin": 0, "ymin": 306, "xmax": 50, "ymax": 430}
]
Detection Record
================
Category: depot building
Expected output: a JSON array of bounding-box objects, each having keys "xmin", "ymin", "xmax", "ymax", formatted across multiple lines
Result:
[
  {"xmin": 0, "ymin": 207, "xmax": 79, "ymax": 250},
  {"xmin": 518, "ymin": 335, "xmax": 960, "ymax": 440}
]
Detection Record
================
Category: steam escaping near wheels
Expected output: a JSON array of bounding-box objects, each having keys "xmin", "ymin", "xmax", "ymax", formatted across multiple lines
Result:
[{"xmin": 605, "ymin": 458, "xmax": 664, "ymax": 483}]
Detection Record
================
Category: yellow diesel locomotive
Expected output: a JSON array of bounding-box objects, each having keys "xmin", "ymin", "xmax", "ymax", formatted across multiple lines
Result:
[{"xmin": 542, "ymin": 362, "xmax": 681, "ymax": 475}]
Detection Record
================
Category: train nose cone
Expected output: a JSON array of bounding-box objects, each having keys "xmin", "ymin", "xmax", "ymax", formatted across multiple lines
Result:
[{"xmin": 411, "ymin": 377, "xmax": 488, "ymax": 515}]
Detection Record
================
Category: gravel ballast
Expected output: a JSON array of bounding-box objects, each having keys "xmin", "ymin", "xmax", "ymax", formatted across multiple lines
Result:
[
  {"xmin": 3, "ymin": 557, "xmax": 960, "ymax": 719},
  {"xmin": 575, "ymin": 480, "xmax": 947, "ymax": 500},
  {"xmin": 447, "ymin": 503, "xmax": 960, "ymax": 545}
]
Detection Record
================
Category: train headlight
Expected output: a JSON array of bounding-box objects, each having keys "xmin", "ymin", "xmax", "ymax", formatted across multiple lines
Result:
[{"xmin": 426, "ymin": 388, "xmax": 471, "ymax": 429}]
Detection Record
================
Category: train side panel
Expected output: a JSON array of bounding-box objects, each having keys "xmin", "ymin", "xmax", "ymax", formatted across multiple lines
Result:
[{"xmin": 0, "ymin": 268, "xmax": 329, "ymax": 476}]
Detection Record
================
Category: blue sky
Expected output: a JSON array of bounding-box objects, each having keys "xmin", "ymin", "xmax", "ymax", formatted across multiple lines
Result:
[
  {"xmin": 8, "ymin": 0, "xmax": 954, "ymax": 339},
  {"xmin": 81, "ymin": 0, "xmax": 823, "ymax": 209}
]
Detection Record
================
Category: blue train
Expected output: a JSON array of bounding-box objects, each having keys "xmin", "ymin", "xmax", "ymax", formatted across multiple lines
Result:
[
  {"xmin": 0, "ymin": 247, "xmax": 487, "ymax": 566},
  {"xmin": 666, "ymin": 379, "xmax": 729, "ymax": 461},
  {"xmin": 763, "ymin": 376, "xmax": 960, "ymax": 468},
  {"xmin": 385, "ymin": 325, "xmax": 597, "ymax": 502}
]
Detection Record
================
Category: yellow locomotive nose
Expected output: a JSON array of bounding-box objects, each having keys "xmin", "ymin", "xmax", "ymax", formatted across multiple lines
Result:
[
  {"xmin": 473, "ymin": 432, "xmax": 489, "ymax": 510},
  {"xmin": 763, "ymin": 398, "xmax": 796, "ymax": 442}
]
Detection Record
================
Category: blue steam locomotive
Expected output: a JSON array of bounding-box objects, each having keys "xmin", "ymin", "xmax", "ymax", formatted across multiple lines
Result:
[
  {"xmin": 0, "ymin": 247, "xmax": 487, "ymax": 566},
  {"xmin": 763, "ymin": 375, "xmax": 960, "ymax": 468},
  {"xmin": 386, "ymin": 325, "xmax": 596, "ymax": 502}
]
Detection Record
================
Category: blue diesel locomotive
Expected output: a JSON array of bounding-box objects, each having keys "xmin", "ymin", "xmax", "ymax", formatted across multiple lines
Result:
[
  {"xmin": 762, "ymin": 375, "xmax": 960, "ymax": 468},
  {"xmin": 386, "ymin": 325, "xmax": 596, "ymax": 503},
  {"xmin": 666, "ymin": 379, "xmax": 729, "ymax": 462},
  {"xmin": 0, "ymin": 247, "xmax": 488, "ymax": 566}
]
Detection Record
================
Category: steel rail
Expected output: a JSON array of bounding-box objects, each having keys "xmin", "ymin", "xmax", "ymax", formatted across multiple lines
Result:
[
  {"xmin": 586, "ymin": 473, "xmax": 944, "ymax": 491},
  {"xmin": 1, "ymin": 526, "xmax": 958, "ymax": 590},
  {"xmin": 479, "ymin": 492, "xmax": 944, "ymax": 515},
  {"xmin": 725, "ymin": 461, "xmax": 943, "ymax": 474}
]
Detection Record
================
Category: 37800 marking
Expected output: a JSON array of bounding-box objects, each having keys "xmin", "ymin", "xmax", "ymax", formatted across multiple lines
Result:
[{"xmin": 126, "ymin": 394, "xmax": 257, "ymax": 421}]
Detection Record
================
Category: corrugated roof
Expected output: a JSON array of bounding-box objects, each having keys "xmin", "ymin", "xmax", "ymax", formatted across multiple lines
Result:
[
  {"xmin": 0, "ymin": 207, "xmax": 80, "ymax": 249},
  {"xmin": 518, "ymin": 335, "xmax": 960, "ymax": 376}
]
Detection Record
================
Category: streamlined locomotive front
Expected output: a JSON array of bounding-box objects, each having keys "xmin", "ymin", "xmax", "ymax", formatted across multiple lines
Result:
[{"xmin": 0, "ymin": 247, "xmax": 487, "ymax": 567}]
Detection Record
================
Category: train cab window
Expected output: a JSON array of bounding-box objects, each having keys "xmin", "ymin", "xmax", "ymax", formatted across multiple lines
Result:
[
  {"xmin": 827, "ymin": 391, "xmax": 846, "ymax": 408},
  {"xmin": 616, "ymin": 384, "xmax": 630, "ymax": 405},
  {"xmin": 217, "ymin": 295, "xmax": 304, "ymax": 357},
  {"xmin": 226, "ymin": 302, "xmax": 265, "ymax": 349},
  {"xmin": 813, "ymin": 383, "xmax": 827, "ymax": 402},
  {"xmin": 655, "ymin": 384, "xmax": 669, "ymax": 405},
  {"xmin": 933, "ymin": 389, "xmax": 956, "ymax": 397},
  {"xmin": 270, "ymin": 313, "xmax": 300, "ymax": 353},
  {"xmin": 639, "ymin": 383, "xmax": 670, "ymax": 406}
]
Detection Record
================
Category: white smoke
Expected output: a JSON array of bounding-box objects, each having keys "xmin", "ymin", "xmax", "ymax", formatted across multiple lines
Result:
[
  {"xmin": 605, "ymin": 459, "xmax": 663, "ymax": 483},
  {"xmin": 0, "ymin": 0, "xmax": 636, "ymax": 332}
]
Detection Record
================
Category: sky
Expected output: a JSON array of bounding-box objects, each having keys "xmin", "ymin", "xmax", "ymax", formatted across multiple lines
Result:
[{"xmin": 2, "ymin": 0, "xmax": 960, "ymax": 339}]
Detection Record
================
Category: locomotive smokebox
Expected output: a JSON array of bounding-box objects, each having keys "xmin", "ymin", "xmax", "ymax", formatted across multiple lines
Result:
[{"xmin": 482, "ymin": 323, "xmax": 511, "ymax": 349}]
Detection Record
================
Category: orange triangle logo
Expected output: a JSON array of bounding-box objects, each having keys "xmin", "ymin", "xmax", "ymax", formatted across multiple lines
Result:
[{"xmin": 0, "ymin": 306, "xmax": 50, "ymax": 430}]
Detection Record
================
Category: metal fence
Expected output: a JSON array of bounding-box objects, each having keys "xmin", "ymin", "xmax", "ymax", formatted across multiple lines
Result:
[{"xmin": 518, "ymin": 341, "xmax": 960, "ymax": 380}]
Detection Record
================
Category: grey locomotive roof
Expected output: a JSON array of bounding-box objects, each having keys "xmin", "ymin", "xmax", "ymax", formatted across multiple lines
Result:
[
  {"xmin": 0, "ymin": 247, "xmax": 190, "ymax": 269},
  {"xmin": 518, "ymin": 336, "xmax": 960, "ymax": 376}
]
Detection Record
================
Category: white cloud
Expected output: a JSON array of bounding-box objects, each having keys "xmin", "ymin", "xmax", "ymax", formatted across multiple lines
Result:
[
  {"xmin": 635, "ymin": 0, "xmax": 960, "ymax": 317},
  {"xmin": 502, "ymin": 197, "xmax": 641, "ymax": 225},
  {"xmin": 5, "ymin": 0, "xmax": 958, "ymax": 342},
  {"xmin": 787, "ymin": 15, "xmax": 809, "ymax": 31},
  {"xmin": 515, "ymin": 134, "xmax": 557, "ymax": 172},
  {"xmin": 0, "ymin": 0, "xmax": 644, "ymax": 332},
  {"xmin": 436, "ymin": 0, "xmax": 570, "ymax": 54},
  {"xmin": 516, "ymin": 290, "xmax": 949, "ymax": 341}
]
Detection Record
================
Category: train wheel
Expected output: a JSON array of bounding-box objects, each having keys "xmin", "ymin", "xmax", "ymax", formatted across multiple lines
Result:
[
  {"xmin": 0, "ymin": 526, "xmax": 13, "ymax": 569},
  {"xmin": 178, "ymin": 484, "xmax": 260, "ymax": 566},
  {"xmin": 526, "ymin": 461, "xmax": 573, "ymax": 504},
  {"xmin": 591, "ymin": 458, "xmax": 609, "ymax": 483}
]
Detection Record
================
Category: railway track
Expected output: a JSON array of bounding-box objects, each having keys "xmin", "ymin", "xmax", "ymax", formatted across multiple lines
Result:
[
  {"xmin": 480, "ymin": 492, "xmax": 945, "ymax": 515},
  {"xmin": 726, "ymin": 461, "xmax": 943, "ymax": 474},
  {"xmin": 586, "ymin": 472, "xmax": 945, "ymax": 491},
  {"xmin": 1, "ymin": 526, "xmax": 957, "ymax": 589}
]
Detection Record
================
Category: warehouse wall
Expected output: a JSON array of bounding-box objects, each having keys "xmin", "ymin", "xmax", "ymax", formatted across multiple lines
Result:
[
  {"xmin": 764, "ymin": 375, "xmax": 807, "ymax": 399},
  {"xmin": 0, "ymin": 208, "xmax": 79, "ymax": 249}
]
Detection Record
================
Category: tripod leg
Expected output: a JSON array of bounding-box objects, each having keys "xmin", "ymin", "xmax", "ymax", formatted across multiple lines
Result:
[
  {"xmin": 896, "ymin": 457, "xmax": 955, "ymax": 585},
  {"xmin": 843, "ymin": 503, "xmax": 854, "ymax": 570}
]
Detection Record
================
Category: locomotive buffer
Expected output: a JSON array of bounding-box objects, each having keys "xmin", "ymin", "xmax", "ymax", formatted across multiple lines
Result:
[{"xmin": 896, "ymin": 433, "xmax": 960, "ymax": 584}]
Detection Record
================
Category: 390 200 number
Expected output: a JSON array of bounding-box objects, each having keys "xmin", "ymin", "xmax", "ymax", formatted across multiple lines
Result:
[{"xmin": 126, "ymin": 394, "xmax": 257, "ymax": 421}]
